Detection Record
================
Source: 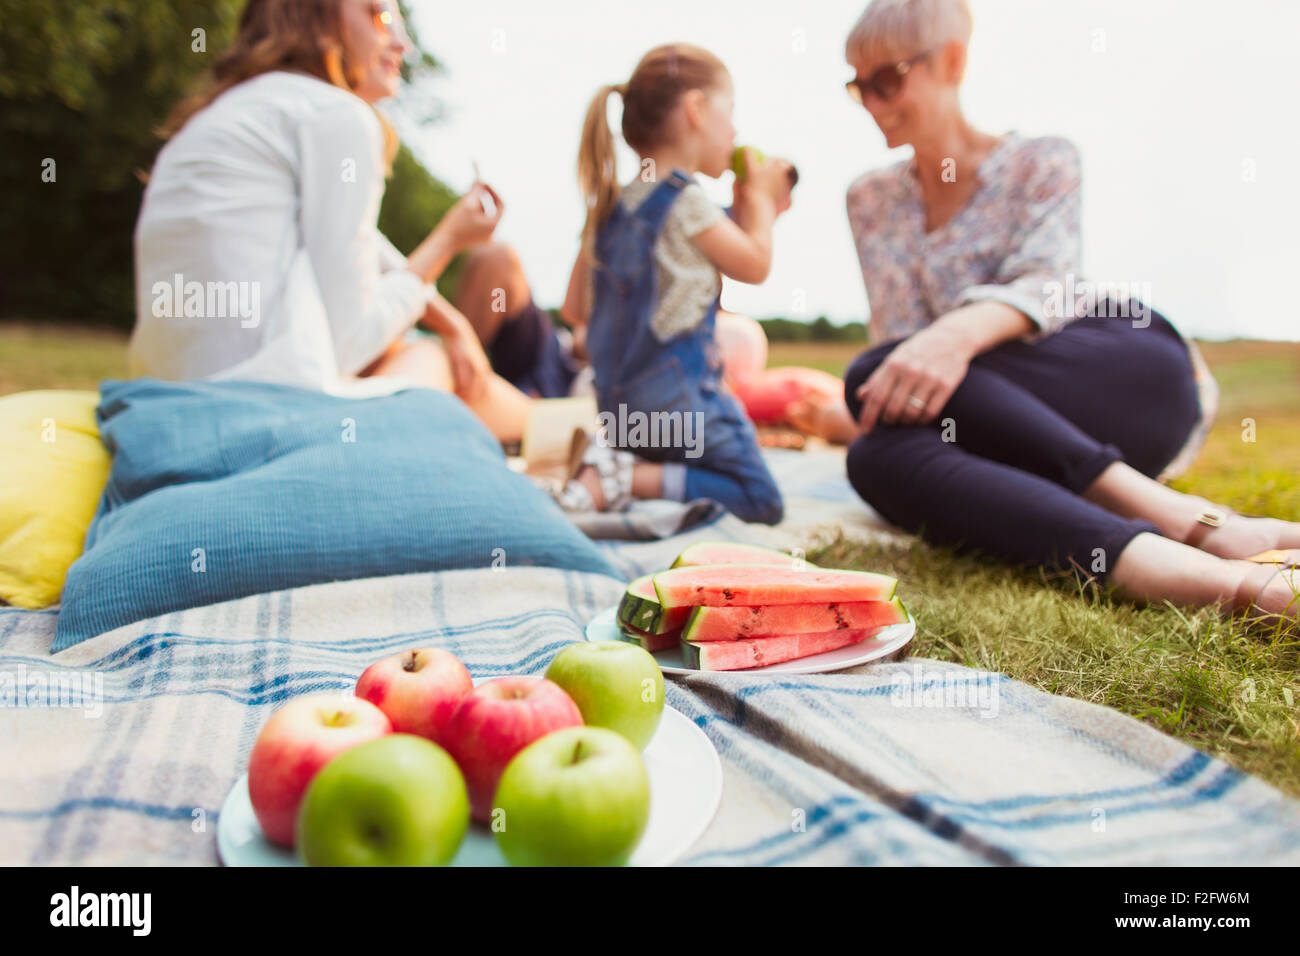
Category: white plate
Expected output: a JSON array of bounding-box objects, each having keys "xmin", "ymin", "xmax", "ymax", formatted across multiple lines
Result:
[
  {"xmin": 216, "ymin": 704, "xmax": 722, "ymax": 867},
  {"xmin": 586, "ymin": 604, "xmax": 916, "ymax": 675}
]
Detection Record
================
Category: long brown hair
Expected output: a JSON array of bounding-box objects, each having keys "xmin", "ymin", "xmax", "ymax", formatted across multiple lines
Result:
[
  {"xmin": 578, "ymin": 43, "xmax": 729, "ymax": 263},
  {"xmin": 160, "ymin": 0, "xmax": 398, "ymax": 167}
]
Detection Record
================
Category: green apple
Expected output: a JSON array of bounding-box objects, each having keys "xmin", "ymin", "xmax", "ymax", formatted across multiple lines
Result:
[
  {"xmin": 731, "ymin": 145, "xmax": 799, "ymax": 187},
  {"xmin": 545, "ymin": 641, "xmax": 664, "ymax": 749},
  {"xmin": 296, "ymin": 734, "xmax": 469, "ymax": 866},
  {"xmin": 492, "ymin": 726, "xmax": 650, "ymax": 867},
  {"xmin": 731, "ymin": 145, "xmax": 765, "ymax": 180}
]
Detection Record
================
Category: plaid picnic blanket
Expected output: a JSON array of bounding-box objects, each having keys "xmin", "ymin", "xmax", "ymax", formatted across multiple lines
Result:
[{"xmin": 2, "ymin": 446, "xmax": 1298, "ymax": 865}]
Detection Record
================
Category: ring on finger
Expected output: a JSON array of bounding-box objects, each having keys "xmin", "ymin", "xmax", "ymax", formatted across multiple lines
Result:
[{"xmin": 906, "ymin": 394, "xmax": 926, "ymax": 410}]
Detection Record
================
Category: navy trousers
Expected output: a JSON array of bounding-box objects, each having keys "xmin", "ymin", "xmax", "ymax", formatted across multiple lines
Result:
[{"xmin": 843, "ymin": 309, "xmax": 1202, "ymax": 578}]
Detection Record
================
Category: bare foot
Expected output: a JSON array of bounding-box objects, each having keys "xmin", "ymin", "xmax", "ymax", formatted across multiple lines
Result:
[
  {"xmin": 1234, "ymin": 563, "xmax": 1300, "ymax": 624},
  {"xmin": 1110, "ymin": 532, "xmax": 1249, "ymax": 611},
  {"xmin": 786, "ymin": 398, "xmax": 859, "ymax": 445}
]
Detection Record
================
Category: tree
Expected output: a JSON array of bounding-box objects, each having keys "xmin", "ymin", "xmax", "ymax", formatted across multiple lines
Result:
[
  {"xmin": 0, "ymin": 0, "xmax": 455, "ymax": 327},
  {"xmin": 378, "ymin": 144, "xmax": 464, "ymax": 301}
]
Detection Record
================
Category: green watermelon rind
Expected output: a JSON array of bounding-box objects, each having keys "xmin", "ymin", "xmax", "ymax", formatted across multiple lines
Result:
[
  {"xmin": 652, "ymin": 564, "xmax": 898, "ymax": 610},
  {"xmin": 616, "ymin": 574, "xmax": 661, "ymax": 632},
  {"xmin": 615, "ymin": 574, "xmax": 691, "ymax": 635},
  {"xmin": 681, "ymin": 640, "xmax": 704, "ymax": 670},
  {"xmin": 615, "ymin": 622, "xmax": 682, "ymax": 654},
  {"xmin": 670, "ymin": 541, "xmax": 813, "ymax": 570}
]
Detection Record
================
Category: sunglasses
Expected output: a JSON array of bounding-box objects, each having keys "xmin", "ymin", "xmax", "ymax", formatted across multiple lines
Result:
[
  {"xmin": 846, "ymin": 52, "xmax": 931, "ymax": 105},
  {"xmin": 369, "ymin": 1, "xmax": 409, "ymax": 44}
]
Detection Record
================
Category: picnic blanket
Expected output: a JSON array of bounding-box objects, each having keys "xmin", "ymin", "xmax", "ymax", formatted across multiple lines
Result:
[
  {"xmin": 3, "ymin": 446, "xmax": 1299, "ymax": 865},
  {"xmin": 578, "ymin": 443, "xmax": 912, "ymax": 551}
]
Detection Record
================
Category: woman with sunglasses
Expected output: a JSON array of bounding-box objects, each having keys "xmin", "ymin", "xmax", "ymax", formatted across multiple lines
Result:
[
  {"xmin": 131, "ymin": 0, "xmax": 532, "ymax": 441},
  {"xmin": 839, "ymin": 0, "xmax": 1298, "ymax": 622}
]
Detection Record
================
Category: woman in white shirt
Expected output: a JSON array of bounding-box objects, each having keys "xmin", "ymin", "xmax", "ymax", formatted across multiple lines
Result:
[{"xmin": 131, "ymin": 0, "xmax": 530, "ymax": 440}]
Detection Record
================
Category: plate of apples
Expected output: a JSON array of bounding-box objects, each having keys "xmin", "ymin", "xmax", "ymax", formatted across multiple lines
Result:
[{"xmin": 216, "ymin": 642, "xmax": 723, "ymax": 867}]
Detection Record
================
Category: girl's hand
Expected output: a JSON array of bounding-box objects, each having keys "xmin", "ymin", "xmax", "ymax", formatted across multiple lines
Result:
[
  {"xmin": 856, "ymin": 323, "xmax": 974, "ymax": 433},
  {"xmin": 738, "ymin": 151, "xmax": 794, "ymax": 213},
  {"xmin": 435, "ymin": 183, "xmax": 505, "ymax": 253}
]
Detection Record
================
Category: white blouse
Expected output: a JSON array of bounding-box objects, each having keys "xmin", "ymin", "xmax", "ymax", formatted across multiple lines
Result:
[{"xmin": 131, "ymin": 70, "xmax": 426, "ymax": 396}]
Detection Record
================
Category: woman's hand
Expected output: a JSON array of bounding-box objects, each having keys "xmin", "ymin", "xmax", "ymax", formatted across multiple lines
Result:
[
  {"xmin": 405, "ymin": 183, "xmax": 505, "ymax": 283},
  {"xmin": 855, "ymin": 302, "xmax": 1037, "ymax": 433},
  {"xmin": 420, "ymin": 294, "xmax": 492, "ymax": 402},
  {"xmin": 856, "ymin": 322, "xmax": 974, "ymax": 433},
  {"xmin": 435, "ymin": 182, "xmax": 505, "ymax": 253}
]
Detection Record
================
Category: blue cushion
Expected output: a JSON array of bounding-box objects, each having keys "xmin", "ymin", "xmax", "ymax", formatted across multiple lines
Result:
[{"xmin": 53, "ymin": 378, "xmax": 615, "ymax": 651}]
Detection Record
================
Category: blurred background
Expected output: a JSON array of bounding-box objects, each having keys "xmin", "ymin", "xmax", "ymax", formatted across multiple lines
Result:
[
  {"xmin": 1, "ymin": 0, "xmax": 1294, "ymax": 800},
  {"xmin": 0, "ymin": 0, "xmax": 460, "ymax": 329},
  {"xmin": 416, "ymin": 0, "xmax": 1300, "ymax": 343},
  {"xmin": 3, "ymin": 0, "xmax": 1298, "ymax": 342}
]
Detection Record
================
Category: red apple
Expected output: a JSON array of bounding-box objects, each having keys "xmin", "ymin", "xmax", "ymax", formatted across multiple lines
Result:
[
  {"xmin": 442, "ymin": 677, "xmax": 583, "ymax": 821},
  {"xmin": 355, "ymin": 648, "xmax": 473, "ymax": 745},
  {"xmin": 247, "ymin": 694, "xmax": 392, "ymax": 846}
]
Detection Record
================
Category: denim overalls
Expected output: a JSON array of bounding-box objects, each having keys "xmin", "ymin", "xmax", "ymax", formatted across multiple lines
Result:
[{"xmin": 586, "ymin": 170, "xmax": 783, "ymax": 525}]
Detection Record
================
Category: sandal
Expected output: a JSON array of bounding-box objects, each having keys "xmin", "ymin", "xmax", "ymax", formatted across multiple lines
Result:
[
  {"xmin": 1245, "ymin": 549, "xmax": 1300, "ymax": 568},
  {"xmin": 1184, "ymin": 506, "xmax": 1300, "ymax": 566},
  {"xmin": 546, "ymin": 428, "xmax": 636, "ymax": 514}
]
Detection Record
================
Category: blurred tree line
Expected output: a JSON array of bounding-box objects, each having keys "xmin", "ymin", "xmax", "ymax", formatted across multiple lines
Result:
[
  {"xmin": 0, "ymin": 0, "xmax": 459, "ymax": 329},
  {"xmin": 759, "ymin": 316, "xmax": 867, "ymax": 343}
]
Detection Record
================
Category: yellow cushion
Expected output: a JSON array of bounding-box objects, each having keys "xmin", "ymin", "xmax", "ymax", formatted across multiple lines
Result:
[{"xmin": 0, "ymin": 390, "xmax": 110, "ymax": 609}]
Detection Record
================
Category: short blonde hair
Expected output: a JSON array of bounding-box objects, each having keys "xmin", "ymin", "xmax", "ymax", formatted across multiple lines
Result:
[{"xmin": 845, "ymin": 0, "xmax": 973, "ymax": 69}]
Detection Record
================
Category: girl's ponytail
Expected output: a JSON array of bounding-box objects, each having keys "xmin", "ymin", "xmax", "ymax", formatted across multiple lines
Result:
[
  {"xmin": 577, "ymin": 83, "xmax": 624, "ymax": 265},
  {"xmin": 576, "ymin": 44, "xmax": 728, "ymax": 268}
]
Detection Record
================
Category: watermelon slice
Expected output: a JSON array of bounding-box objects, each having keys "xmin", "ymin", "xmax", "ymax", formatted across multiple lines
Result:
[
  {"xmin": 683, "ymin": 597, "xmax": 907, "ymax": 642},
  {"xmin": 682, "ymin": 625, "xmax": 892, "ymax": 671},
  {"xmin": 671, "ymin": 541, "xmax": 812, "ymax": 570},
  {"xmin": 616, "ymin": 623, "xmax": 681, "ymax": 654},
  {"xmin": 653, "ymin": 564, "xmax": 897, "ymax": 610},
  {"xmin": 616, "ymin": 574, "xmax": 691, "ymax": 635}
]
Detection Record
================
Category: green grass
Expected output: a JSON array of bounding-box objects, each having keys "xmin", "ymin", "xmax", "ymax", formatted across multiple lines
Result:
[
  {"xmin": 0, "ymin": 322, "xmax": 128, "ymax": 393},
  {"xmin": 771, "ymin": 337, "xmax": 1300, "ymax": 796},
  {"xmin": 5, "ymin": 323, "xmax": 1300, "ymax": 794},
  {"xmin": 810, "ymin": 538, "xmax": 1299, "ymax": 794},
  {"xmin": 766, "ymin": 341, "xmax": 866, "ymax": 376}
]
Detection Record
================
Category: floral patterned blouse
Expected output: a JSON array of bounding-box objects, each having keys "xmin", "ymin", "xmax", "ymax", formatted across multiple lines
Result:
[
  {"xmin": 847, "ymin": 132, "xmax": 1084, "ymax": 341},
  {"xmin": 845, "ymin": 131, "xmax": 1216, "ymax": 480}
]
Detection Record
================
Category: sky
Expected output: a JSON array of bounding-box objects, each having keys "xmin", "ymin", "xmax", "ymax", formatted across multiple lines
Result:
[{"xmin": 397, "ymin": 0, "xmax": 1300, "ymax": 341}]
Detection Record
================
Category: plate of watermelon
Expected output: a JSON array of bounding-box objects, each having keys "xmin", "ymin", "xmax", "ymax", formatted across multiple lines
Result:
[{"xmin": 588, "ymin": 542, "xmax": 915, "ymax": 675}]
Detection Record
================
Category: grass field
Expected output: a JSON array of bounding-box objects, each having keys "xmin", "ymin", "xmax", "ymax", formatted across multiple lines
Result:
[
  {"xmin": 768, "ymin": 337, "xmax": 1300, "ymax": 797},
  {"xmin": 4, "ymin": 322, "xmax": 1299, "ymax": 794},
  {"xmin": 0, "ymin": 323, "xmax": 129, "ymax": 393}
]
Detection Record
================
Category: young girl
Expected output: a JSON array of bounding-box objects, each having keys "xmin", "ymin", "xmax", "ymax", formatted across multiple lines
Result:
[{"xmin": 555, "ymin": 43, "xmax": 794, "ymax": 525}]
